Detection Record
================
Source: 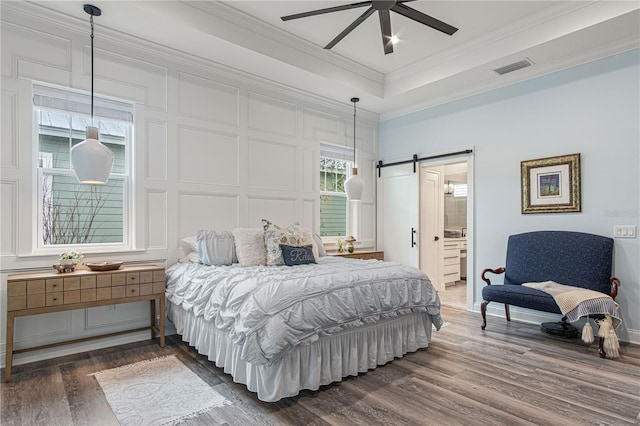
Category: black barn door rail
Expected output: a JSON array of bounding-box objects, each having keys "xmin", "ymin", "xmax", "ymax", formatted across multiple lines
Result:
[{"xmin": 376, "ymin": 149, "xmax": 473, "ymax": 177}]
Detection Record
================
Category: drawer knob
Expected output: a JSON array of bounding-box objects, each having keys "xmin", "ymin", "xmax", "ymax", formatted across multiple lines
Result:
[
  {"xmin": 53, "ymin": 284, "xmax": 57, "ymax": 288},
  {"xmin": 53, "ymin": 298, "xmax": 58, "ymax": 301}
]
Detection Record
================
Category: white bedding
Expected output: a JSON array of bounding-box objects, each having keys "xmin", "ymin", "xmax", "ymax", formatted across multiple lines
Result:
[{"xmin": 166, "ymin": 257, "xmax": 443, "ymax": 365}]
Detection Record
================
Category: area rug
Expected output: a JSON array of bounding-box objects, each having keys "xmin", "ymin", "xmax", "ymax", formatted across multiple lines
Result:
[{"xmin": 90, "ymin": 355, "xmax": 228, "ymax": 426}]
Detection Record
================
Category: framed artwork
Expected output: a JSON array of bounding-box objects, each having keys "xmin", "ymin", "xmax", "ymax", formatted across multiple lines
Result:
[{"xmin": 521, "ymin": 153, "xmax": 581, "ymax": 214}]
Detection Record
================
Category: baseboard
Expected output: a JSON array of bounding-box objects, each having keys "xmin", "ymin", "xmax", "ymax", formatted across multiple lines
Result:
[{"xmin": 473, "ymin": 302, "xmax": 639, "ymax": 345}]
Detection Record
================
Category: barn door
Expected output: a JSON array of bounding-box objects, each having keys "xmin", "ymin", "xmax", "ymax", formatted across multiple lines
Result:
[{"xmin": 377, "ymin": 163, "xmax": 419, "ymax": 268}]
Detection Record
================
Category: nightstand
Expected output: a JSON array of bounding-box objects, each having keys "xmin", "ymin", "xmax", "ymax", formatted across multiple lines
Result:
[
  {"xmin": 332, "ymin": 250, "xmax": 384, "ymax": 261},
  {"xmin": 4, "ymin": 264, "xmax": 165, "ymax": 382}
]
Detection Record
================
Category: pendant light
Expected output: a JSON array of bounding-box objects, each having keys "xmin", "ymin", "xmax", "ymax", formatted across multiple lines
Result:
[
  {"xmin": 70, "ymin": 4, "xmax": 113, "ymax": 185},
  {"xmin": 344, "ymin": 97, "xmax": 364, "ymax": 201}
]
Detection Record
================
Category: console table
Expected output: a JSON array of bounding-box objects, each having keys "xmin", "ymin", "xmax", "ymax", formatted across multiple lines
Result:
[
  {"xmin": 332, "ymin": 250, "xmax": 384, "ymax": 261},
  {"xmin": 5, "ymin": 264, "xmax": 165, "ymax": 382}
]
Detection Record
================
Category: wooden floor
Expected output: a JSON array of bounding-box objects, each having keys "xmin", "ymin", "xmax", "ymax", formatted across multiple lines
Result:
[{"xmin": 2, "ymin": 307, "xmax": 640, "ymax": 425}]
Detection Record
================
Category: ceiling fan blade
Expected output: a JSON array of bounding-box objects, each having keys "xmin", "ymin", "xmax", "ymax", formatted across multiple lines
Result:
[
  {"xmin": 379, "ymin": 10, "xmax": 393, "ymax": 55},
  {"xmin": 325, "ymin": 7, "xmax": 375, "ymax": 50},
  {"xmin": 281, "ymin": 1, "xmax": 372, "ymax": 21},
  {"xmin": 391, "ymin": 3, "xmax": 458, "ymax": 35}
]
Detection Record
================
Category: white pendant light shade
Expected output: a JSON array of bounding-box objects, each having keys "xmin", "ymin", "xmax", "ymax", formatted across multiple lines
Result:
[
  {"xmin": 345, "ymin": 168, "xmax": 364, "ymax": 201},
  {"xmin": 71, "ymin": 126, "xmax": 113, "ymax": 184}
]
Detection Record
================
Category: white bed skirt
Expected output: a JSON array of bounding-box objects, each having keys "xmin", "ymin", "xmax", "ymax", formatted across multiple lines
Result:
[{"xmin": 167, "ymin": 300, "xmax": 433, "ymax": 402}]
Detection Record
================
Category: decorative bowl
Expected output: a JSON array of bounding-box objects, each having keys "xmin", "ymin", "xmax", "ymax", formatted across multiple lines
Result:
[{"xmin": 85, "ymin": 261, "xmax": 124, "ymax": 271}]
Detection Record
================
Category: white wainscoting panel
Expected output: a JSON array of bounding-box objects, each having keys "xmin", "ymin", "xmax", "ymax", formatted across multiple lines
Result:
[
  {"xmin": 178, "ymin": 126, "xmax": 239, "ymax": 186},
  {"xmin": 1, "ymin": 91, "xmax": 17, "ymax": 168},
  {"xmin": 361, "ymin": 202, "xmax": 376, "ymax": 242},
  {"xmin": 303, "ymin": 200, "xmax": 315, "ymax": 231},
  {"xmin": 0, "ymin": 23, "xmax": 70, "ymax": 78},
  {"xmin": 178, "ymin": 192, "xmax": 239, "ymax": 236},
  {"xmin": 303, "ymin": 107, "xmax": 340, "ymax": 141},
  {"xmin": 0, "ymin": 180, "xmax": 16, "ymax": 255},
  {"xmin": 247, "ymin": 197, "xmax": 296, "ymax": 228},
  {"xmin": 303, "ymin": 148, "xmax": 315, "ymax": 193},
  {"xmin": 177, "ymin": 72, "xmax": 239, "ymax": 126},
  {"xmin": 247, "ymin": 138, "xmax": 297, "ymax": 191},
  {"xmin": 247, "ymin": 92, "xmax": 296, "ymax": 138},
  {"xmin": 146, "ymin": 119, "xmax": 168, "ymax": 181},
  {"xmin": 147, "ymin": 190, "xmax": 167, "ymax": 249},
  {"xmin": 92, "ymin": 47, "xmax": 167, "ymax": 111},
  {"xmin": 86, "ymin": 302, "xmax": 149, "ymax": 329},
  {"xmin": 13, "ymin": 311, "xmax": 72, "ymax": 347}
]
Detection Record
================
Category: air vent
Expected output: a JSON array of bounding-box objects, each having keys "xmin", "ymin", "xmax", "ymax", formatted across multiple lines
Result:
[{"xmin": 493, "ymin": 58, "xmax": 533, "ymax": 75}]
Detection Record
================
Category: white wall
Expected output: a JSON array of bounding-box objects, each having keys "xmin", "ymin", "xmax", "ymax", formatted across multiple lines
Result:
[
  {"xmin": 380, "ymin": 50, "xmax": 640, "ymax": 343},
  {"xmin": 0, "ymin": 3, "xmax": 378, "ymax": 366}
]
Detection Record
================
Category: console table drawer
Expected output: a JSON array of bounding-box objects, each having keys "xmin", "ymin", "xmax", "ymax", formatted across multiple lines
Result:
[
  {"xmin": 46, "ymin": 292, "xmax": 64, "ymax": 306},
  {"xmin": 45, "ymin": 279, "xmax": 63, "ymax": 293}
]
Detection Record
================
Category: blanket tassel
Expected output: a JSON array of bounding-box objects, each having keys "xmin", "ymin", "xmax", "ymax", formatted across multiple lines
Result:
[
  {"xmin": 597, "ymin": 314, "xmax": 620, "ymax": 359},
  {"xmin": 581, "ymin": 316, "xmax": 594, "ymax": 344}
]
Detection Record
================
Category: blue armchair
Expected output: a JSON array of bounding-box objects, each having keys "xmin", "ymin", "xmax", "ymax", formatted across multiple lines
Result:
[{"xmin": 481, "ymin": 231, "xmax": 620, "ymax": 357}]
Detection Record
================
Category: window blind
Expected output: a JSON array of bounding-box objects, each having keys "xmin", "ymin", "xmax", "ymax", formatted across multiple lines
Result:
[{"xmin": 33, "ymin": 84, "xmax": 133, "ymax": 123}]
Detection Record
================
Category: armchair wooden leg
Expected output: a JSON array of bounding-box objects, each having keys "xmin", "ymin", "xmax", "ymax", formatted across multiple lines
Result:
[
  {"xmin": 505, "ymin": 304, "xmax": 511, "ymax": 322},
  {"xmin": 598, "ymin": 336, "xmax": 606, "ymax": 358},
  {"xmin": 481, "ymin": 300, "xmax": 489, "ymax": 330}
]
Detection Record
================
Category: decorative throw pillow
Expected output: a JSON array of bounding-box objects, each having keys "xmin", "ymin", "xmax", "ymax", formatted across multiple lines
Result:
[
  {"xmin": 196, "ymin": 229, "xmax": 237, "ymax": 266},
  {"xmin": 232, "ymin": 228, "xmax": 267, "ymax": 266},
  {"xmin": 262, "ymin": 219, "xmax": 321, "ymax": 265},
  {"xmin": 313, "ymin": 233, "xmax": 326, "ymax": 257},
  {"xmin": 262, "ymin": 219, "xmax": 303, "ymax": 266},
  {"xmin": 280, "ymin": 244, "xmax": 316, "ymax": 266}
]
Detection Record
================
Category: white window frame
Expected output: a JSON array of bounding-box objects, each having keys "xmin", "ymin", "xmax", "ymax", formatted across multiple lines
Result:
[
  {"xmin": 319, "ymin": 143, "xmax": 353, "ymax": 242},
  {"xmin": 32, "ymin": 82, "xmax": 135, "ymax": 255}
]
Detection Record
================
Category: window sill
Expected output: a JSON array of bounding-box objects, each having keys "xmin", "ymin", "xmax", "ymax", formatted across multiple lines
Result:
[{"xmin": 17, "ymin": 248, "xmax": 147, "ymax": 259}]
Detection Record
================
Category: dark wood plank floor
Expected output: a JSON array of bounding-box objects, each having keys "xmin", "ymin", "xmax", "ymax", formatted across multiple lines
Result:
[{"xmin": 2, "ymin": 307, "xmax": 639, "ymax": 425}]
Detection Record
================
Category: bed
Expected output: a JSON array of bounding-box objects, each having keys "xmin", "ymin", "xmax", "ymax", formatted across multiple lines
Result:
[{"xmin": 165, "ymin": 254, "xmax": 443, "ymax": 402}]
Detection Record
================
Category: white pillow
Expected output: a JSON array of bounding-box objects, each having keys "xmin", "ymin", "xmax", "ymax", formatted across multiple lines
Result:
[
  {"xmin": 232, "ymin": 228, "xmax": 267, "ymax": 266},
  {"xmin": 197, "ymin": 229, "xmax": 237, "ymax": 266},
  {"xmin": 181, "ymin": 236, "xmax": 198, "ymax": 253},
  {"xmin": 313, "ymin": 233, "xmax": 326, "ymax": 257},
  {"xmin": 180, "ymin": 236, "xmax": 201, "ymax": 263}
]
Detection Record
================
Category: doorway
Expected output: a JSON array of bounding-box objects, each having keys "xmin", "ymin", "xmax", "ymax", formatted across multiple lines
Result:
[{"xmin": 420, "ymin": 159, "xmax": 471, "ymax": 310}]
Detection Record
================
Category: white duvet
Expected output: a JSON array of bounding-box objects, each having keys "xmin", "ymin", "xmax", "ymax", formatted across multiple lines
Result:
[{"xmin": 166, "ymin": 256, "xmax": 443, "ymax": 365}]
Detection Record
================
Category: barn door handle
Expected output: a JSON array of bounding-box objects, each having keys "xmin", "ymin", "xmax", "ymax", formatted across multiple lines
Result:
[{"xmin": 411, "ymin": 228, "xmax": 417, "ymax": 247}]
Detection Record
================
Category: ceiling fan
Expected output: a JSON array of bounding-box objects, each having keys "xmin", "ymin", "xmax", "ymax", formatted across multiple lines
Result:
[{"xmin": 281, "ymin": 0, "xmax": 458, "ymax": 55}]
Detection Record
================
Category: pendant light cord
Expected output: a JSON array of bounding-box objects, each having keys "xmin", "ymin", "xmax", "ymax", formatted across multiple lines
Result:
[
  {"xmin": 90, "ymin": 13, "xmax": 95, "ymax": 122},
  {"xmin": 353, "ymin": 101, "xmax": 356, "ymax": 161},
  {"xmin": 350, "ymin": 97, "xmax": 359, "ymax": 166}
]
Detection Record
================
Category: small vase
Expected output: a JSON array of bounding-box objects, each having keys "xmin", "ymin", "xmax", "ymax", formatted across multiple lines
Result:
[{"xmin": 346, "ymin": 241, "xmax": 355, "ymax": 253}]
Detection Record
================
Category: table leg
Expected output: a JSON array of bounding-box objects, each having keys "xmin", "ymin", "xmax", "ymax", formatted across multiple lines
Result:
[
  {"xmin": 5, "ymin": 312, "xmax": 15, "ymax": 382},
  {"xmin": 150, "ymin": 300, "xmax": 156, "ymax": 340},
  {"xmin": 159, "ymin": 296, "xmax": 165, "ymax": 347}
]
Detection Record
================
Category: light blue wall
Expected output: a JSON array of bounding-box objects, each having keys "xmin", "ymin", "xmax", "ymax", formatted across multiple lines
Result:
[{"xmin": 379, "ymin": 49, "xmax": 640, "ymax": 338}]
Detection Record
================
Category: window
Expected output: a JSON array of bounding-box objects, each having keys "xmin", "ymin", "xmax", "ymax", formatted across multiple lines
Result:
[
  {"xmin": 319, "ymin": 143, "xmax": 352, "ymax": 237},
  {"xmin": 34, "ymin": 84, "xmax": 134, "ymax": 248}
]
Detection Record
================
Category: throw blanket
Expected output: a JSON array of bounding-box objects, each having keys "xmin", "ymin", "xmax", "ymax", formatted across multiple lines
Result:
[
  {"xmin": 166, "ymin": 257, "xmax": 443, "ymax": 365},
  {"xmin": 523, "ymin": 281, "xmax": 621, "ymax": 329}
]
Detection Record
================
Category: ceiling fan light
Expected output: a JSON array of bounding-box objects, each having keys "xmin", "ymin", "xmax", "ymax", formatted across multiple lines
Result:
[{"xmin": 71, "ymin": 126, "xmax": 113, "ymax": 184}]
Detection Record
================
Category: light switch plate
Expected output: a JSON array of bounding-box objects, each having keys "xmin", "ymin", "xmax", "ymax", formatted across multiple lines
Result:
[{"xmin": 614, "ymin": 225, "xmax": 637, "ymax": 238}]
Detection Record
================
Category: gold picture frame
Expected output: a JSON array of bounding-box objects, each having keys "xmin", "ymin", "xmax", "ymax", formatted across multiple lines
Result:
[{"xmin": 521, "ymin": 153, "xmax": 581, "ymax": 214}]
